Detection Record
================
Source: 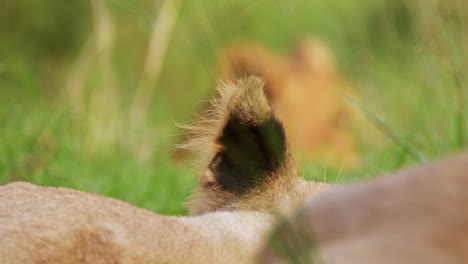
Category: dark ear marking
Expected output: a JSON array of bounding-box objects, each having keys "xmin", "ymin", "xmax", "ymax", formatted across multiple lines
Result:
[
  {"xmin": 184, "ymin": 77, "xmax": 295, "ymax": 214},
  {"xmin": 209, "ymin": 112, "xmax": 287, "ymax": 194}
]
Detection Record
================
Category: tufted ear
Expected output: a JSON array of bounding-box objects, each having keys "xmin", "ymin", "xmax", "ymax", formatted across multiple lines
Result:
[
  {"xmin": 171, "ymin": 43, "xmax": 286, "ymax": 163},
  {"xmin": 185, "ymin": 77, "xmax": 296, "ymax": 215},
  {"xmin": 207, "ymin": 80, "xmax": 287, "ymax": 194}
]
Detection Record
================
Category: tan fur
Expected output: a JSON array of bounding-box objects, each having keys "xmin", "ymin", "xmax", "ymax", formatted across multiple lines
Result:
[
  {"xmin": 0, "ymin": 182, "xmax": 274, "ymax": 264},
  {"xmin": 219, "ymin": 37, "xmax": 361, "ymax": 168},
  {"xmin": 0, "ymin": 77, "xmax": 330, "ymax": 263},
  {"xmin": 259, "ymin": 153, "xmax": 468, "ymax": 264},
  {"xmin": 189, "ymin": 170, "xmax": 330, "ymax": 216}
]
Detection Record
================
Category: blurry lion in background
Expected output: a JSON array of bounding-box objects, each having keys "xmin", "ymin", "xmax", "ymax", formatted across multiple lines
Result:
[{"xmin": 174, "ymin": 37, "xmax": 364, "ymax": 169}]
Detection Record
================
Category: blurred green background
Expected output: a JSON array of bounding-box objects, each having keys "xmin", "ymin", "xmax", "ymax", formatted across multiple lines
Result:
[{"xmin": 0, "ymin": 0, "xmax": 466, "ymax": 215}]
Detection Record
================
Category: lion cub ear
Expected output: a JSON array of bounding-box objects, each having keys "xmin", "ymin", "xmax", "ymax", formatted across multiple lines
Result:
[
  {"xmin": 187, "ymin": 77, "xmax": 295, "ymax": 214},
  {"xmin": 208, "ymin": 83, "xmax": 287, "ymax": 194}
]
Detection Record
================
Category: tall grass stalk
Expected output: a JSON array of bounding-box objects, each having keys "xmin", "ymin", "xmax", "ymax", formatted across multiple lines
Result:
[{"xmin": 343, "ymin": 93, "xmax": 427, "ymax": 163}]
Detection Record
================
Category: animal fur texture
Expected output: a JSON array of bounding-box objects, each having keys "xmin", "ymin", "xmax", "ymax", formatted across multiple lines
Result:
[
  {"xmin": 259, "ymin": 152, "xmax": 468, "ymax": 264},
  {"xmin": 0, "ymin": 77, "xmax": 329, "ymax": 264}
]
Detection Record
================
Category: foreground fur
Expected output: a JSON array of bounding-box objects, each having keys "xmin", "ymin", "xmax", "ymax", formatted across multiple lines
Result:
[
  {"xmin": 259, "ymin": 153, "xmax": 468, "ymax": 264},
  {"xmin": 1, "ymin": 182, "xmax": 273, "ymax": 264},
  {"xmin": 0, "ymin": 77, "xmax": 329, "ymax": 263}
]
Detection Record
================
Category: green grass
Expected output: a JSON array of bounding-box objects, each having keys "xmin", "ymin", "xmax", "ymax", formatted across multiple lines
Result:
[{"xmin": 0, "ymin": 0, "xmax": 466, "ymax": 215}]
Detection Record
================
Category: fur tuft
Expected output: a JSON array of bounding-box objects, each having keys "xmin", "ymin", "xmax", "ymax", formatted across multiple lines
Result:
[
  {"xmin": 175, "ymin": 79, "xmax": 238, "ymax": 169},
  {"xmin": 181, "ymin": 76, "xmax": 296, "ymax": 215},
  {"xmin": 176, "ymin": 77, "xmax": 277, "ymax": 169}
]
